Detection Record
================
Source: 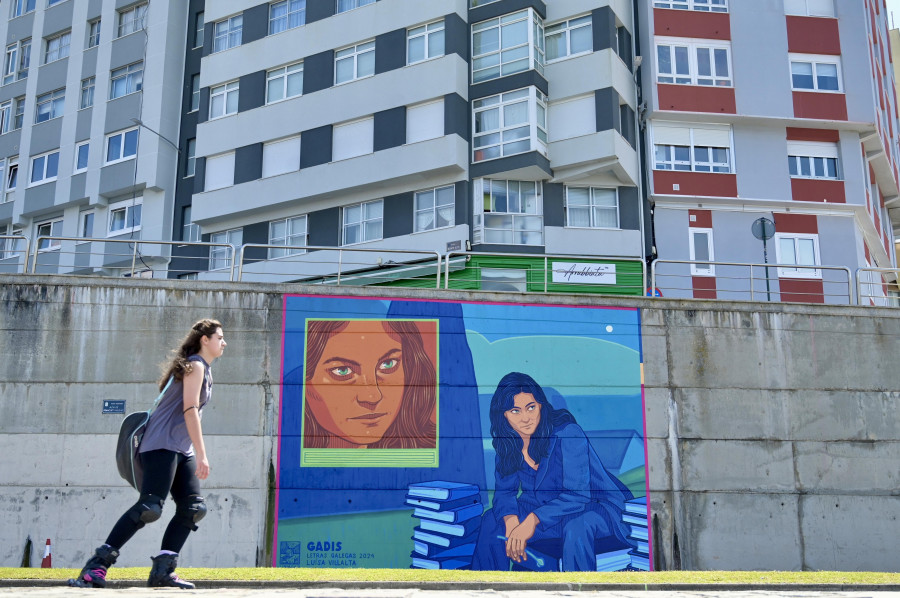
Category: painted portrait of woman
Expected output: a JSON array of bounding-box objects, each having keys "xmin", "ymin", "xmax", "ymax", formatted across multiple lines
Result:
[
  {"xmin": 302, "ymin": 319, "xmax": 437, "ymax": 449},
  {"xmin": 472, "ymin": 372, "xmax": 634, "ymax": 571}
]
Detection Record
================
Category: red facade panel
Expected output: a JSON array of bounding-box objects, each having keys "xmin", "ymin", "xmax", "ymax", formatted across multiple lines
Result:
[
  {"xmin": 786, "ymin": 16, "xmax": 841, "ymax": 55},
  {"xmin": 692, "ymin": 276, "xmax": 717, "ymax": 299},
  {"xmin": 790, "ymin": 178, "xmax": 846, "ymax": 203},
  {"xmin": 786, "ymin": 127, "xmax": 840, "ymax": 142},
  {"xmin": 779, "ymin": 279, "xmax": 825, "ymax": 303},
  {"xmin": 658, "ymin": 84, "xmax": 736, "ymax": 113},
  {"xmin": 688, "ymin": 209, "xmax": 713, "ymax": 228},
  {"xmin": 792, "ymin": 92, "xmax": 848, "ymax": 120},
  {"xmin": 653, "ymin": 8, "xmax": 730, "ymax": 40},
  {"xmin": 654, "ymin": 171, "xmax": 738, "ymax": 197},
  {"xmin": 774, "ymin": 213, "xmax": 818, "ymax": 234}
]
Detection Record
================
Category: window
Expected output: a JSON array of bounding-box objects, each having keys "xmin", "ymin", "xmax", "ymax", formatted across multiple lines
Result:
[
  {"xmin": 210, "ymin": 228, "xmax": 241, "ymax": 270},
  {"xmin": 566, "ymin": 187, "xmax": 619, "ymax": 229},
  {"xmin": 473, "ymin": 87, "xmax": 547, "ymax": 162},
  {"xmin": 472, "ymin": 9, "xmax": 544, "ymax": 84},
  {"xmin": 185, "ymin": 138, "xmax": 196, "ymax": 177},
  {"xmin": 30, "ymin": 150, "xmax": 59, "ymax": 185},
  {"xmin": 213, "ymin": 15, "xmax": 242, "ymax": 53},
  {"xmin": 776, "ymin": 233, "xmax": 820, "ymax": 278},
  {"xmin": 656, "ymin": 38, "xmax": 732, "ymax": 86},
  {"xmin": 182, "ymin": 206, "xmax": 200, "ymax": 242},
  {"xmin": 0, "ymin": 101, "xmax": 10, "ymax": 134},
  {"xmin": 335, "ymin": 41, "xmax": 375, "ymax": 84},
  {"xmin": 205, "ymin": 152, "xmax": 235, "ymax": 190},
  {"xmin": 0, "ymin": 226, "xmax": 24, "ymax": 259},
  {"xmin": 43, "ymin": 31, "xmax": 70, "ymax": 63},
  {"xmin": 342, "ymin": 199, "xmax": 382, "ymax": 245},
  {"xmin": 80, "ymin": 77, "xmax": 95, "ymax": 109},
  {"xmin": 117, "ymin": 3, "xmax": 148, "ymax": 38},
  {"xmin": 653, "ymin": 123, "xmax": 733, "ymax": 173},
  {"xmin": 35, "ymin": 89, "xmax": 65, "ymax": 123},
  {"xmin": 11, "ymin": 0, "xmax": 35, "ymax": 18},
  {"xmin": 193, "ymin": 12, "xmax": 204, "ymax": 48},
  {"xmin": 269, "ymin": 0, "xmax": 305, "ymax": 35},
  {"xmin": 209, "ymin": 81, "xmax": 239, "ymax": 119},
  {"xmin": 5, "ymin": 158, "xmax": 18, "ymax": 202},
  {"xmin": 784, "ymin": 0, "xmax": 833, "ymax": 17},
  {"xmin": 336, "ymin": 0, "xmax": 375, "ymax": 13},
  {"xmin": 13, "ymin": 97, "xmax": 25, "ymax": 130},
  {"xmin": 79, "ymin": 211, "xmax": 94, "ymax": 240},
  {"xmin": 332, "ymin": 117, "xmax": 374, "ymax": 161},
  {"xmin": 105, "ymin": 127, "xmax": 139, "ymax": 164},
  {"xmin": 407, "ymin": 99, "xmax": 444, "ymax": 144},
  {"xmin": 408, "ymin": 20, "xmax": 444, "ymax": 64},
  {"xmin": 545, "ymin": 15, "xmax": 592, "ymax": 62},
  {"xmin": 269, "ymin": 215, "xmax": 307, "ymax": 258},
  {"xmin": 4, "ymin": 39, "xmax": 31, "ymax": 84},
  {"xmin": 36, "ymin": 218, "xmax": 63, "ymax": 251},
  {"xmin": 473, "ymin": 179, "xmax": 543, "ymax": 245},
  {"xmin": 189, "ymin": 74, "xmax": 200, "ymax": 111},
  {"xmin": 74, "ymin": 141, "xmax": 89, "ymax": 173},
  {"xmin": 787, "ymin": 141, "xmax": 839, "ymax": 179},
  {"xmin": 87, "ymin": 19, "xmax": 101, "ymax": 48},
  {"xmin": 108, "ymin": 199, "xmax": 142, "ymax": 236},
  {"xmin": 109, "ymin": 61, "xmax": 143, "ymax": 99},
  {"xmin": 414, "ymin": 185, "xmax": 455, "ymax": 232},
  {"xmin": 48, "ymin": 0, "xmax": 67, "ymax": 4},
  {"xmin": 266, "ymin": 62, "xmax": 303, "ymax": 103},
  {"xmin": 481, "ymin": 268, "xmax": 527, "ymax": 292},
  {"xmin": 689, "ymin": 228, "xmax": 714, "ymax": 275},
  {"xmin": 653, "ymin": 0, "xmax": 727, "ymax": 11},
  {"xmin": 262, "ymin": 136, "xmax": 300, "ymax": 177},
  {"xmin": 790, "ymin": 54, "xmax": 841, "ymax": 91}
]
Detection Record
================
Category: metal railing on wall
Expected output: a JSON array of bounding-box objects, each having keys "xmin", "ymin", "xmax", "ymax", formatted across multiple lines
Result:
[
  {"xmin": 0, "ymin": 234, "xmax": 30, "ymax": 274},
  {"xmin": 856, "ymin": 268, "xmax": 900, "ymax": 307}
]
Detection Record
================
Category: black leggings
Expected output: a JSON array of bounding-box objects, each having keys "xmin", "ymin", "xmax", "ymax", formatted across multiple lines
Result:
[{"xmin": 105, "ymin": 449, "xmax": 201, "ymax": 553}]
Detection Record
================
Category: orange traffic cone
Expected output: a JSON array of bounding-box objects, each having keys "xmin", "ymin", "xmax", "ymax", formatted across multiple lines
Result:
[{"xmin": 41, "ymin": 539, "xmax": 51, "ymax": 568}]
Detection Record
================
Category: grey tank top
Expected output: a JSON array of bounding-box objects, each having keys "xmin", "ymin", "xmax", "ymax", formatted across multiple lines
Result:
[{"xmin": 139, "ymin": 354, "xmax": 212, "ymax": 457}]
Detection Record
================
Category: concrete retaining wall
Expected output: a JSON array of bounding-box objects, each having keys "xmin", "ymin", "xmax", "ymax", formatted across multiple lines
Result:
[{"xmin": 1, "ymin": 276, "xmax": 898, "ymax": 571}]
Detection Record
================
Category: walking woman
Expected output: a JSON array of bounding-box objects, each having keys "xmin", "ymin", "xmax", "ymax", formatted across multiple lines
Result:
[{"xmin": 68, "ymin": 318, "xmax": 226, "ymax": 589}]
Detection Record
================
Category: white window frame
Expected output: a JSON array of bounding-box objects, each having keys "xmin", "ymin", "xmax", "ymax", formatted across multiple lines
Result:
[
  {"xmin": 11, "ymin": 0, "xmax": 36, "ymax": 18},
  {"xmin": 652, "ymin": 123, "xmax": 734, "ymax": 173},
  {"xmin": 12, "ymin": 97, "xmax": 25, "ymax": 130},
  {"xmin": 481, "ymin": 267, "xmax": 528, "ymax": 292},
  {"xmin": 544, "ymin": 14, "xmax": 592, "ymax": 63},
  {"xmin": 334, "ymin": 41, "xmax": 375, "ymax": 85},
  {"xmin": 29, "ymin": 150, "xmax": 60, "ymax": 186},
  {"xmin": 266, "ymin": 62, "xmax": 303, "ymax": 104},
  {"xmin": 78, "ymin": 210, "xmax": 95, "ymax": 242},
  {"xmin": 653, "ymin": 0, "xmax": 728, "ymax": 11},
  {"xmin": 182, "ymin": 206, "xmax": 200, "ymax": 242},
  {"xmin": 210, "ymin": 228, "xmax": 242, "ymax": 270},
  {"xmin": 565, "ymin": 186, "xmax": 620, "ymax": 229},
  {"xmin": 332, "ymin": 117, "xmax": 374, "ymax": 161},
  {"xmin": 80, "ymin": 76, "xmax": 95, "ymax": 109},
  {"xmin": 35, "ymin": 217, "xmax": 63, "ymax": 251},
  {"xmin": 43, "ymin": 30, "xmax": 70, "ymax": 64},
  {"xmin": 775, "ymin": 233, "xmax": 821, "ymax": 278},
  {"xmin": 262, "ymin": 136, "xmax": 301, "ymax": 178},
  {"xmin": 35, "ymin": 88, "xmax": 65, "ymax": 123},
  {"xmin": 406, "ymin": 98, "xmax": 444, "ymax": 144},
  {"xmin": 789, "ymin": 53, "xmax": 842, "ymax": 93},
  {"xmin": 473, "ymin": 87, "xmax": 548, "ymax": 162},
  {"xmin": 185, "ymin": 138, "xmax": 196, "ymax": 177},
  {"xmin": 117, "ymin": 3, "xmax": 148, "ymax": 38},
  {"xmin": 1, "ymin": 225, "xmax": 24, "ymax": 259},
  {"xmin": 3, "ymin": 38, "xmax": 30, "ymax": 85},
  {"xmin": 656, "ymin": 37, "xmax": 733, "ymax": 87},
  {"xmin": 784, "ymin": 0, "xmax": 833, "ymax": 17},
  {"xmin": 107, "ymin": 199, "xmax": 142, "ymax": 237},
  {"xmin": 105, "ymin": 127, "xmax": 139, "ymax": 165},
  {"xmin": 342, "ymin": 199, "xmax": 383, "ymax": 245},
  {"xmin": 787, "ymin": 141, "xmax": 840, "ymax": 180},
  {"xmin": 5, "ymin": 157, "xmax": 18, "ymax": 202},
  {"xmin": 269, "ymin": 0, "xmax": 306, "ymax": 35},
  {"xmin": 74, "ymin": 140, "xmax": 89, "ymax": 173},
  {"xmin": 0, "ymin": 101, "xmax": 10, "ymax": 135},
  {"xmin": 689, "ymin": 227, "xmax": 715, "ymax": 276},
  {"xmin": 336, "ymin": 0, "xmax": 375, "ymax": 14},
  {"xmin": 193, "ymin": 12, "xmax": 204, "ymax": 49},
  {"xmin": 87, "ymin": 19, "xmax": 101, "ymax": 48},
  {"xmin": 414, "ymin": 184, "xmax": 455, "ymax": 233},
  {"xmin": 209, "ymin": 80, "xmax": 239, "ymax": 119},
  {"xmin": 190, "ymin": 74, "xmax": 200, "ymax": 111},
  {"xmin": 268, "ymin": 214, "xmax": 308, "ymax": 258},
  {"xmin": 204, "ymin": 151, "xmax": 235, "ymax": 191},
  {"xmin": 473, "ymin": 178, "xmax": 544, "ymax": 246},
  {"xmin": 407, "ymin": 20, "xmax": 445, "ymax": 65},
  {"xmin": 213, "ymin": 14, "xmax": 243, "ymax": 53},
  {"xmin": 109, "ymin": 61, "xmax": 143, "ymax": 99},
  {"xmin": 471, "ymin": 9, "xmax": 545, "ymax": 84}
]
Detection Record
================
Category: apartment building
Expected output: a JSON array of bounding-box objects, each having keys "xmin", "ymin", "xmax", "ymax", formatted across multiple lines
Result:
[
  {"xmin": 0, "ymin": 0, "xmax": 186, "ymax": 275},
  {"xmin": 641, "ymin": 0, "xmax": 900, "ymax": 303}
]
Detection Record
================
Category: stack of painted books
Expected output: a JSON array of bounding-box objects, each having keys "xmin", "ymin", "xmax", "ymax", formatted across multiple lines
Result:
[
  {"xmin": 622, "ymin": 495, "xmax": 650, "ymax": 571},
  {"xmin": 408, "ymin": 481, "xmax": 483, "ymax": 570}
]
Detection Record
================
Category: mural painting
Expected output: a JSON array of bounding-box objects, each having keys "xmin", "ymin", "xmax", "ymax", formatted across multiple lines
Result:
[{"xmin": 275, "ymin": 295, "xmax": 650, "ymax": 571}]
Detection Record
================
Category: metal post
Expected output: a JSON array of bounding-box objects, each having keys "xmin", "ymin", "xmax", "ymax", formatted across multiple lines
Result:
[{"xmin": 763, "ymin": 236, "xmax": 771, "ymax": 302}]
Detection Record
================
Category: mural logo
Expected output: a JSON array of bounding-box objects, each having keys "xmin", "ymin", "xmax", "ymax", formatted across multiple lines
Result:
[{"xmin": 276, "ymin": 295, "xmax": 650, "ymax": 572}]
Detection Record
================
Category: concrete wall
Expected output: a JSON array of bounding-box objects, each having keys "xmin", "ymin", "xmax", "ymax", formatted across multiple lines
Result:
[{"xmin": 1, "ymin": 276, "xmax": 899, "ymax": 571}]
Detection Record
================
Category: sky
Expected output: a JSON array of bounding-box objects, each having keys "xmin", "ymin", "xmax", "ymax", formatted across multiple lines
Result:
[{"xmin": 888, "ymin": 0, "xmax": 900, "ymax": 29}]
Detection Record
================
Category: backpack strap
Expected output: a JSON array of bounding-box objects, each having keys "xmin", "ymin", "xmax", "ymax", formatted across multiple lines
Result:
[{"xmin": 148, "ymin": 377, "xmax": 174, "ymax": 415}]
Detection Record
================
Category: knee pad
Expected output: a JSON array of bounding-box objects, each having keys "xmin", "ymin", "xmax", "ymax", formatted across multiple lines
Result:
[
  {"xmin": 127, "ymin": 494, "xmax": 165, "ymax": 525},
  {"xmin": 173, "ymin": 495, "xmax": 206, "ymax": 531}
]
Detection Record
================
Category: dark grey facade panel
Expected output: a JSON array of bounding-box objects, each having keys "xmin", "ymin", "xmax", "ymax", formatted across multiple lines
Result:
[
  {"xmin": 43, "ymin": 0, "xmax": 74, "ymax": 35},
  {"xmin": 373, "ymin": 106, "xmax": 406, "ymax": 152},
  {"xmin": 21, "ymin": 183, "xmax": 57, "ymax": 218},
  {"xmin": 300, "ymin": 125, "xmax": 333, "ymax": 168},
  {"xmin": 238, "ymin": 70, "xmax": 266, "ymax": 112},
  {"xmin": 35, "ymin": 60, "xmax": 68, "ymax": 95},
  {"xmin": 470, "ymin": 70, "xmax": 548, "ymax": 101},
  {"xmin": 469, "ymin": 151, "xmax": 552, "ymax": 180},
  {"xmin": 6, "ymin": 13, "xmax": 34, "ymax": 41},
  {"xmin": 444, "ymin": 13, "xmax": 468, "ymax": 61},
  {"xmin": 202, "ymin": 22, "xmax": 214, "ymax": 56},
  {"xmin": 383, "ymin": 191, "xmax": 413, "ymax": 238},
  {"xmin": 105, "ymin": 93, "xmax": 142, "ymax": 133},
  {"xmin": 241, "ymin": 221, "xmax": 269, "ymax": 262},
  {"xmin": 0, "ymin": 79, "xmax": 27, "ymax": 105},
  {"xmin": 98, "ymin": 162, "xmax": 142, "ymax": 198},
  {"xmin": 115, "ymin": 0, "xmax": 140, "ymax": 9},
  {"xmin": 595, "ymin": 87, "xmax": 620, "ymax": 134},
  {"xmin": 472, "ymin": 243, "xmax": 544, "ymax": 254},
  {"xmin": 0, "ymin": 202, "xmax": 12, "ymax": 221},
  {"xmin": 0, "ymin": 132, "xmax": 20, "ymax": 159},
  {"xmin": 620, "ymin": 103, "xmax": 635, "ymax": 148},
  {"xmin": 309, "ymin": 206, "xmax": 340, "ymax": 247},
  {"xmin": 81, "ymin": 47, "xmax": 98, "ymax": 78},
  {"xmin": 617, "ymin": 25, "xmax": 633, "ymax": 71},
  {"xmin": 70, "ymin": 173, "xmax": 87, "ymax": 201},
  {"xmin": 242, "ymin": 4, "xmax": 270, "ymax": 45},
  {"xmin": 303, "ymin": 50, "xmax": 335, "ymax": 94},
  {"xmin": 454, "ymin": 180, "xmax": 469, "ymax": 228},
  {"xmin": 233, "ymin": 143, "xmax": 263, "ymax": 185},
  {"xmin": 375, "ymin": 29, "xmax": 407, "ymax": 75},
  {"xmin": 76, "ymin": 110, "xmax": 93, "ymax": 142},
  {"xmin": 87, "ymin": 0, "xmax": 102, "ymax": 19},
  {"xmin": 29, "ymin": 119, "xmax": 63, "ymax": 155},
  {"xmin": 618, "ymin": 186, "xmax": 640, "ymax": 231},
  {"xmin": 307, "ymin": 0, "xmax": 336, "ymax": 24},
  {"xmin": 198, "ymin": 87, "xmax": 210, "ymax": 124},
  {"xmin": 470, "ymin": 0, "xmax": 546, "ymax": 23},
  {"xmin": 444, "ymin": 93, "xmax": 468, "ymax": 140},
  {"xmin": 543, "ymin": 182, "xmax": 565, "ymax": 227},
  {"xmin": 194, "ymin": 157, "xmax": 206, "ymax": 194},
  {"xmin": 109, "ymin": 33, "xmax": 147, "ymax": 70},
  {"xmin": 592, "ymin": 7, "xmax": 615, "ymax": 53}
]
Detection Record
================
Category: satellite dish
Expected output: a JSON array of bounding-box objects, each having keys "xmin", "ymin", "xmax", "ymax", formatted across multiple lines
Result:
[{"xmin": 751, "ymin": 217, "xmax": 776, "ymax": 241}]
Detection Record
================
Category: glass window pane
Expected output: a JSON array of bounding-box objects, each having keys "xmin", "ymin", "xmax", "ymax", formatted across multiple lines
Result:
[
  {"xmin": 570, "ymin": 26, "xmax": 592, "ymax": 54},
  {"xmin": 780, "ymin": 238, "xmax": 796, "ymax": 264},
  {"xmin": 693, "ymin": 232, "xmax": 710, "ymax": 261},
  {"xmin": 816, "ymin": 63, "xmax": 839, "ymax": 90},
  {"xmin": 791, "ymin": 62, "xmax": 814, "ymax": 89},
  {"xmin": 797, "ymin": 239, "xmax": 815, "ymax": 265}
]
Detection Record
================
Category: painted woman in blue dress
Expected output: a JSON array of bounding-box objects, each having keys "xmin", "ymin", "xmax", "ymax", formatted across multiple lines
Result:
[{"xmin": 472, "ymin": 372, "xmax": 634, "ymax": 571}]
